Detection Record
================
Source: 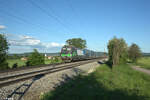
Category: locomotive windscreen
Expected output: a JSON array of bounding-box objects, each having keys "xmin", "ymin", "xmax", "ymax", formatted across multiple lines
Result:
[{"xmin": 61, "ymin": 47, "xmax": 71, "ymax": 53}]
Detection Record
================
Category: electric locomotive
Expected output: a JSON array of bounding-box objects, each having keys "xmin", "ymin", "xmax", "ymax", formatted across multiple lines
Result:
[{"xmin": 60, "ymin": 45, "xmax": 101, "ymax": 62}]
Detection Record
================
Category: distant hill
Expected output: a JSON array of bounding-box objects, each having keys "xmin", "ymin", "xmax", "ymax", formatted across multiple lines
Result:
[
  {"xmin": 8, "ymin": 52, "xmax": 60, "ymax": 57},
  {"xmin": 10, "ymin": 52, "xmax": 150, "ymax": 57},
  {"xmin": 8, "ymin": 52, "xmax": 106, "ymax": 57},
  {"xmin": 42, "ymin": 53, "xmax": 60, "ymax": 56},
  {"xmin": 142, "ymin": 53, "xmax": 150, "ymax": 57}
]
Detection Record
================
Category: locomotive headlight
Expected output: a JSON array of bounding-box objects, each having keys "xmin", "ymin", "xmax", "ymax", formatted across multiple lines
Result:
[
  {"xmin": 67, "ymin": 54, "xmax": 72, "ymax": 57},
  {"xmin": 61, "ymin": 54, "xmax": 66, "ymax": 57}
]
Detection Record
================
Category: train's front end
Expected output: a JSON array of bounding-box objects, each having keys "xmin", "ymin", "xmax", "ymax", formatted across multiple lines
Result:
[{"xmin": 60, "ymin": 46, "xmax": 73, "ymax": 62}]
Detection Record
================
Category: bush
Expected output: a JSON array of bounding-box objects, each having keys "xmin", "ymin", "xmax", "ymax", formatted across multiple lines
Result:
[
  {"xmin": 26, "ymin": 61, "xmax": 30, "ymax": 66},
  {"xmin": 0, "ymin": 61, "xmax": 9, "ymax": 69},
  {"xmin": 128, "ymin": 43, "xmax": 141, "ymax": 63},
  {"xmin": 50, "ymin": 56, "xmax": 62, "ymax": 64},
  {"xmin": 55, "ymin": 57, "xmax": 59, "ymax": 62},
  {"xmin": 107, "ymin": 37, "xmax": 128, "ymax": 66},
  {"xmin": 0, "ymin": 34, "xmax": 9, "ymax": 69},
  {"xmin": 27, "ymin": 49, "xmax": 45, "ymax": 66},
  {"xmin": 12, "ymin": 63, "xmax": 18, "ymax": 68}
]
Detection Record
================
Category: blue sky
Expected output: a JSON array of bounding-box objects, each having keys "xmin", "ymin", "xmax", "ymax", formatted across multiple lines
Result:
[{"xmin": 0, "ymin": 0, "xmax": 149, "ymax": 53}]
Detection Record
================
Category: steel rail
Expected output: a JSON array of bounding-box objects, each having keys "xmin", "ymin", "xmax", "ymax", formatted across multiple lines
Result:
[{"xmin": 0, "ymin": 58, "xmax": 102, "ymax": 88}]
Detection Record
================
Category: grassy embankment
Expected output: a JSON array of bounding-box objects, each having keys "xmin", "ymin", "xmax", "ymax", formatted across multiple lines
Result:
[
  {"xmin": 7, "ymin": 58, "xmax": 62, "ymax": 68},
  {"xmin": 136, "ymin": 57, "xmax": 150, "ymax": 69},
  {"xmin": 41, "ymin": 64, "xmax": 150, "ymax": 100},
  {"xmin": 7, "ymin": 59, "xmax": 26, "ymax": 68}
]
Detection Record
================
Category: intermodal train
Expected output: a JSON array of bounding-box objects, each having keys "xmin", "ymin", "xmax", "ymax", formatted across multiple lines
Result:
[{"xmin": 60, "ymin": 45, "xmax": 103, "ymax": 62}]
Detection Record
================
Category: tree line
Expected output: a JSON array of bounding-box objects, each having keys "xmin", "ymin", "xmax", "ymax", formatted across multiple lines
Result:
[
  {"xmin": 107, "ymin": 37, "xmax": 141, "ymax": 67},
  {"xmin": 0, "ymin": 34, "xmax": 87, "ymax": 69},
  {"xmin": 0, "ymin": 34, "xmax": 142, "ymax": 69},
  {"xmin": 0, "ymin": 34, "xmax": 50, "ymax": 69}
]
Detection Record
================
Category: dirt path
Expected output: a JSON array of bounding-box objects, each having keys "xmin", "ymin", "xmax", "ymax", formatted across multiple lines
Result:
[{"xmin": 132, "ymin": 66, "xmax": 150, "ymax": 75}]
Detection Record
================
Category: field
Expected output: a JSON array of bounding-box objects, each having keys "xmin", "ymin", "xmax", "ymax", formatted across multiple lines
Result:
[
  {"xmin": 7, "ymin": 58, "xmax": 62, "ymax": 68},
  {"xmin": 136, "ymin": 57, "xmax": 150, "ymax": 69},
  {"xmin": 7, "ymin": 59, "xmax": 26, "ymax": 68},
  {"xmin": 41, "ymin": 64, "xmax": 150, "ymax": 100}
]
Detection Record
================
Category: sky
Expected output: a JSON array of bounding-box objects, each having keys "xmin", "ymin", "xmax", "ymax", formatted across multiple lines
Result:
[{"xmin": 0, "ymin": 0, "xmax": 149, "ymax": 53}]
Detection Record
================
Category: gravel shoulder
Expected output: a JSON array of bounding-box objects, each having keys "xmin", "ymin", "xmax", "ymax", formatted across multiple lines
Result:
[
  {"xmin": 132, "ymin": 66, "xmax": 150, "ymax": 75},
  {"xmin": 0, "ymin": 60, "xmax": 102, "ymax": 100},
  {"xmin": 0, "ymin": 63, "xmax": 75, "ymax": 79}
]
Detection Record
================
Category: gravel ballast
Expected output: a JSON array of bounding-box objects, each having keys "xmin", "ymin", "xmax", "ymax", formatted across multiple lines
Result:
[{"xmin": 0, "ymin": 61, "xmax": 101, "ymax": 100}]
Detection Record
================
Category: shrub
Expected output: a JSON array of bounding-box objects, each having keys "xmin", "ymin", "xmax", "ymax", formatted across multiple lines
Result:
[
  {"xmin": 0, "ymin": 61, "xmax": 9, "ymax": 69},
  {"xmin": 107, "ymin": 37, "xmax": 128, "ymax": 66},
  {"xmin": 26, "ymin": 61, "xmax": 30, "ymax": 66},
  {"xmin": 12, "ymin": 63, "xmax": 18, "ymax": 68},
  {"xmin": 0, "ymin": 34, "xmax": 9, "ymax": 69},
  {"xmin": 128, "ymin": 43, "xmax": 142, "ymax": 63},
  {"xmin": 50, "ymin": 56, "xmax": 62, "ymax": 64},
  {"xmin": 27, "ymin": 49, "xmax": 45, "ymax": 66}
]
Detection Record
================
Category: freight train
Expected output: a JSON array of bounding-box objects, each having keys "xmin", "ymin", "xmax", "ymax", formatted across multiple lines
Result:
[{"xmin": 60, "ymin": 45, "xmax": 102, "ymax": 62}]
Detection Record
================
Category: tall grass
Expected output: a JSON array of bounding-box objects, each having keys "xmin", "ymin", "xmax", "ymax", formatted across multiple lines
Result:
[
  {"xmin": 41, "ymin": 64, "xmax": 150, "ymax": 100},
  {"xmin": 136, "ymin": 57, "xmax": 150, "ymax": 69}
]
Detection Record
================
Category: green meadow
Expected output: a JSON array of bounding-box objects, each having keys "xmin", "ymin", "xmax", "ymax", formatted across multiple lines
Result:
[
  {"xmin": 136, "ymin": 57, "xmax": 150, "ymax": 69},
  {"xmin": 7, "ymin": 59, "xmax": 26, "ymax": 68},
  {"xmin": 41, "ymin": 64, "xmax": 150, "ymax": 100},
  {"xmin": 7, "ymin": 58, "xmax": 62, "ymax": 68}
]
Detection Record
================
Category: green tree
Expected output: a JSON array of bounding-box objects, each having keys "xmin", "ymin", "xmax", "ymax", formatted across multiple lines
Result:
[
  {"xmin": 107, "ymin": 37, "xmax": 128, "ymax": 66},
  {"xmin": 66, "ymin": 38, "xmax": 86, "ymax": 49},
  {"xmin": 13, "ymin": 54, "xmax": 19, "ymax": 59},
  {"xmin": 128, "ymin": 43, "xmax": 141, "ymax": 63},
  {"xmin": 0, "ymin": 34, "xmax": 9, "ymax": 69},
  {"xmin": 27, "ymin": 49, "xmax": 45, "ymax": 66}
]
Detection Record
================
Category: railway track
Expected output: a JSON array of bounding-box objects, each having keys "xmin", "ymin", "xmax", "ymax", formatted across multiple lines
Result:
[{"xmin": 0, "ymin": 58, "xmax": 103, "ymax": 88}]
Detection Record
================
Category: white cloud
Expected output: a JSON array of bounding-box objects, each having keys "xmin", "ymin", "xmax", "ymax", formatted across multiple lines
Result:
[
  {"xmin": 5, "ymin": 33, "xmax": 65, "ymax": 53},
  {"xmin": 44, "ymin": 42, "xmax": 65, "ymax": 48},
  {"xmin": 8, "ymin": 35, "xmax": 41, "ymax": 46},
  {"xmin": 0, "ymin": 25, "xmax": 6, "ymax": 30}
]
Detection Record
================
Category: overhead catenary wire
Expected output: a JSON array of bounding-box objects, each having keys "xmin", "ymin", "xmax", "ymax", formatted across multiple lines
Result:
[
  {"xmin": 65, "ymin": 0, "xmax": 82, "ymax": 23},
  {"xmin": 26, "ymin": 0, "xmax": 73, "ymax": 34},
  {"xmin": 39, "ymin": 0, "xmax": 72, "ymax": 27},
  {"xmin": 0, "ymin": 9, "xmax": 51, "ymax": 33},
  {"xmin": 65, "ymin": 0, "xmax": 76, "ymax": 15},
  {"xmin": 65, "ymin": 0, "xmax": 84, "ymax": 35}
]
